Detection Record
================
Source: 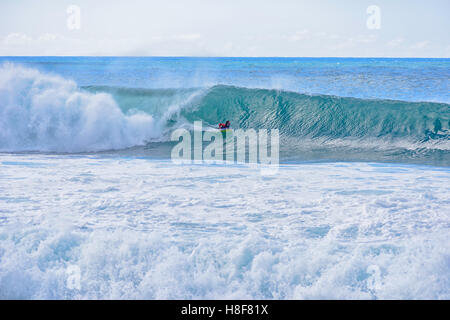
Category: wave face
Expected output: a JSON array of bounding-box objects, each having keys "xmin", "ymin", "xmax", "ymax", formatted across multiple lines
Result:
[
  {"xmin": 185, "ymin": 85, "xmax": 450, "ymax": 165},
  {"xmin": 1, "ymin": 64, "xmax": 449, "ymax": 165},
  {"xmin": 182, "ymin": 85, "xmax": 450, "ymax": 140}
]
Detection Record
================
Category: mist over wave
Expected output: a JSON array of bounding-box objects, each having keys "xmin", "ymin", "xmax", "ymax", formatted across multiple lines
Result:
[{"xmin": 0, "ymin": 64, "xmax": 187, "ymax": 152}]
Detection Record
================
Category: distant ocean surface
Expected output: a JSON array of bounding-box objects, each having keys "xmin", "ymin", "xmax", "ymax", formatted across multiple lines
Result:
[{"xmin": 0, "ymin": 57, "xmax": 449, "ymax": 299}]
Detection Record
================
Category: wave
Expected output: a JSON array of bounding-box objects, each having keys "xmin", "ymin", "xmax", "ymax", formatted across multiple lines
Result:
[
  {"xmin": 1, "ymin": 64, "xmax": 449, "ymax": 165},
  {"xmin": 85, "ymin": 83, "xmax": 450, "ymax": 165},
  {"xmin": 84, "ymin": 85, "xmax": 450, "ymax": 143},
  {"xmin": 0, "ymin": 64, "xmax": 204, "ymax": 152}
]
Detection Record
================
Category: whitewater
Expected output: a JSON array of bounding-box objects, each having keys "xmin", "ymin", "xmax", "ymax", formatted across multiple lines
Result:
[
  {"xmin": 0, "ymin": 57, "xmax": 449, "ymax": 299},
  {"xmin": 1, "ymin": 155, "xmax": 449, "ymax": 299}
]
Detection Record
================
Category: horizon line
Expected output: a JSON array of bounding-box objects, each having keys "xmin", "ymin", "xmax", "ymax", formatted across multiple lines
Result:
[{"xmin": 1, "ymin": 55, "xmax": 449, "ymax": 59}]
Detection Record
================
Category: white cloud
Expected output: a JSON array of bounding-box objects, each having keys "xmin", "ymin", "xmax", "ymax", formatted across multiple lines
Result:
[
  {"xmin": 37, "ymin": 33, "xmax": 62, "ymax": 42},
  {"xmin": 3, "ymin": 33, "xmax": 32, "ymax": 45},
  {"xmin": 411, "ymin": 40, "xmax": 430, "ymax": 49}
]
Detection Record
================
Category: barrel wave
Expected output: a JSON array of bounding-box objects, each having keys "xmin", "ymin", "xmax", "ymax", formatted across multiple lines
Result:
[
  {"xmin": 183, "ymin": 86, "xmax": 449, "ymax": 141},
  {"xmin": 1, "ymin": 64, "xmax": 449, "ymax": 165},
  {"xmin": 89, "ymin": 83, "xmax": 450, "ymax": 166}
]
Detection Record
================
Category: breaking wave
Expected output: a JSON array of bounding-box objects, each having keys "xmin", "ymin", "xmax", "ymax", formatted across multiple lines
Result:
[{"xmin": 1, "ymin": 64, "xmax": 449, "ymax": 165}]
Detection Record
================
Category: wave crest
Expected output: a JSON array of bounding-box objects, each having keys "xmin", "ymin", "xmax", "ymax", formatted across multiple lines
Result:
[{"xmin": 0, "ymin": 64, "xmax": 157, "ymax": 152}]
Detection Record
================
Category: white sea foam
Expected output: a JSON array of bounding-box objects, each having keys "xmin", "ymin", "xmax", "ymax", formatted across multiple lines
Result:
[
  {"xmin": 0, "ymin": 155, "xmax": 448, "ymax": 299},
  {"xmin": 0, "ymin": 64, "xmax": 162, "ymax": 152}
]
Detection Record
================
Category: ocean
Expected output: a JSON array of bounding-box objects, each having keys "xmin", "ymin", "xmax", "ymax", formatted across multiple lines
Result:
[{"xmin": 0, "ymin": 57, "xmax": 449, "ymax": 299}]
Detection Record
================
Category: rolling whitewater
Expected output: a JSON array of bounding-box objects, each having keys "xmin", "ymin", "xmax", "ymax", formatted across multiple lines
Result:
[{"xmin": 0, "ymin": 57, "xmax": 449, "ymax": 299}]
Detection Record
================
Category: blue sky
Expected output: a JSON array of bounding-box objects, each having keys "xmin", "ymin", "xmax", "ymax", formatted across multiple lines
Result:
[{"xmin": 0, "ymin": 0, "xmax": 449, "ymax": 57}]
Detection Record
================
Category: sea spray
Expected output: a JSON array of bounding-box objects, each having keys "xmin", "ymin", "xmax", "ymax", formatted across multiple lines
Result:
[{"xmin": 0, "ymin": 64, "xmax": 158, "ymax": 152}]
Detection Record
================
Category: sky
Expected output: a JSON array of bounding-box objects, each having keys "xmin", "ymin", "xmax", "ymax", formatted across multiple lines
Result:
[{"xmin": 0, "ymin": 0, "xmax": 449, "ymax": 57}]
